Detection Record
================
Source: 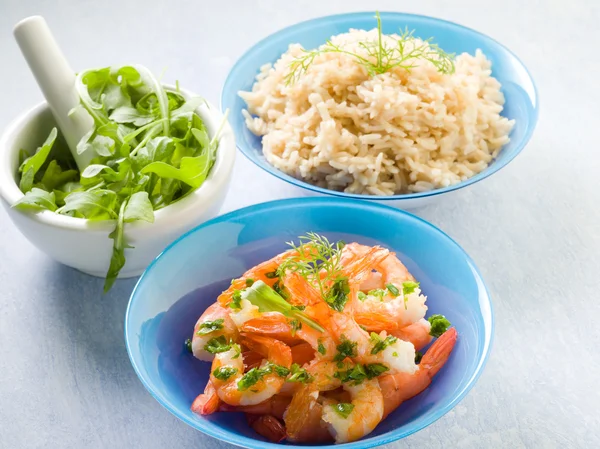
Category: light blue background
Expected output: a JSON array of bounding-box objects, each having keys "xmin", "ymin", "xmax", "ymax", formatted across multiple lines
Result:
[{"xmin": 0, "ymin": 1, "xmax": 598, "ymax": 448}]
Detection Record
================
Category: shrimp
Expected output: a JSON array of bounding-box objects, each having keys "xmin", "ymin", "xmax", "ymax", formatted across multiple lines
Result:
[
  {"xmin": 351, "ymin": 251, "xmax": 427, "ymax": 329},
  {"xmin": 379, "ymin": 327, "xmax": 457, "ymax": 419},
  {"xmin": 217, "ymin": 249, "xmax": 296, "ymax": 307},
  {"xmin": 191, "ymin": 303, "xmax": 238, "ymax": 362},
  {"xmin": 219, "ymin": 394, "xmax": 291, "ymax": 419},
  {"xmin": 210, "ymin": 335, "xmax": 292, "ymax": 406},
  {"xmin": 329, "ymin": 311, "xmax": 417, "ymax": 375},
  {"xmin": 246, "ymin": 414, "xmax": 287, "ymax": 443},
  {"xmin": 291, "ymin": 342, "xmax": 315, "ymax": 366},
  {"xmin": 284, "ymin": 383, "xmax": 333, "ymax": 444},
  {"xmin": 391, "ymin": 318, "xmax": 433, "ymax": 351},
  {"xmin": 321, "ymin": 379, "xmax": 384, "ymax": 444},
  {"xmin": 283, "ymin": 359, "xmax": 342, "ymax": 443},
  {"xmin": 190, "ymin": 380, "xmax": 220, "ymax": 415},
  {"xmin": 240, "ymin": 313, "xmax": 337, "ymax": 361}
]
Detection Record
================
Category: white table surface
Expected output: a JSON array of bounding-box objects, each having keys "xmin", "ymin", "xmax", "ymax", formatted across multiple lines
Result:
[{"xmin": 1, "ymin": 1, "xmax": 599, "ymax": 448}]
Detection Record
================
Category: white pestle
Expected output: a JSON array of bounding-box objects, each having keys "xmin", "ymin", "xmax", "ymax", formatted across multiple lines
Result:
[{"xmin": 13, "ymin": 16, "xmax": 94, "ymax": 171}]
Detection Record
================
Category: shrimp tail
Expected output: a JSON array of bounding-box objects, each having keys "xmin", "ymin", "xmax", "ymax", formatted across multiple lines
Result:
[
  {"xmin": 421, "ymin": 327, "xmax": 457, "ymax": 377},
  {"xmin": 191, "ymin": 381, "xmax": 220, "ymax": 415},
  {"xmin": 246, "ymin": 414, "xmax": 287, "ymax": 443},
  {"xmin": 240, "ymin": 333, "xmax": 293, "ymax": 368}
]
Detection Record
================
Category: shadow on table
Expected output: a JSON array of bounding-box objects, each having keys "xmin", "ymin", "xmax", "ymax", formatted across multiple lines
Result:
[{"xmin": 47, "ymin": 262, "xmax": 141, "ymax": 382}]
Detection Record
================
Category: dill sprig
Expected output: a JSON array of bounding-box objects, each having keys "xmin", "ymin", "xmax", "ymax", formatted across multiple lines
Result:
[
  {"xmin": 284, "ymin": 12, "xmax": 455, "ymax": 85},
  {"xmin": 277, "ymin": 232, "xmax": 346, "ymax": 299}
]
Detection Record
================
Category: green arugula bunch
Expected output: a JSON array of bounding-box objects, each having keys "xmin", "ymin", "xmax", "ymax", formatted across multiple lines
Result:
[{"xmin": 13, "ymin": 65, "xmax": 226, "ymax": 292}]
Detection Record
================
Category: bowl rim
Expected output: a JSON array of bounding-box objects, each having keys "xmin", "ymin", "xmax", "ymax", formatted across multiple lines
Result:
[
  {"xmin": 220, "ymin": 10, "xmax": 539, "ymax": 201},
  {"xmin": 0, "ymin": 85, "xmax": 236, "ymax": 232},
  {"xmin": 125, "ymin": 197, "xmax": 495, "ymax": 449}
]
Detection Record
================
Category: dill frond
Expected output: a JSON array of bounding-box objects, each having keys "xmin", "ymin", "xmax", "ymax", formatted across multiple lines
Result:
[
  {"xmin": 277, "ymin": 232, "xmax": 346, "ymax": 298},
  {"xmin": 284, "ymin": 12, "xmax": 455, "ymax": 85}
]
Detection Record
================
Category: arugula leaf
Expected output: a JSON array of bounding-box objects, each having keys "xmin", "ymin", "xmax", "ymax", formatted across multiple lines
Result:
[
  {"xmin": 141, "ymin": 153, "xmax": 212, "ymax": 189},
  {"xmin": 89, "ymin": 135, "xmax": 115, "ymax": 157},
  {"xmin": 13, "ymin": 188, "xmax": 57, "ymax": 212},
  {"xmin": 104, "ymin": 200, "xmax": 131, "ymax": 292},
  {"xmin": 81, "ymin": 164, "xmax": 111, "ymax": 178},
  {"xmin": 123, "ymin": 192, "xmax": 154, "ymax": 223},
  {"xmin": 40, "ymin": 161, "xmax": 78, "ymax": 190},
  {"xmin": 242, "ymin": 280, "xmax": 325, "ymax": 332},
  {"xmin": 110, "ymin": 106, "xmax": 154, "ymax": 127},
  {"xmin": 58, "ymin": 190, "xmax": 118, "ymax": 220},
  {"xmin": 19, "ymin": 127, "xmax": 57, "ymax": 192}
]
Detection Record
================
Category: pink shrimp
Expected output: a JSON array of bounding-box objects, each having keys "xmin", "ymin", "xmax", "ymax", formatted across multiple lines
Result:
[
  {"xmin": 191, "ymin": 303, "xmax": 238, "ymax": 362},
  {"xmin": 190, "ymin": 380, "xmax": 220, "ymax": 415},
  {"xmin": 391, "ymin": 318, "xmax": 433, "ymax": 350},
  {"xmin": 379, "ymin": 327, "xmax": 457, "ymax": 419}
]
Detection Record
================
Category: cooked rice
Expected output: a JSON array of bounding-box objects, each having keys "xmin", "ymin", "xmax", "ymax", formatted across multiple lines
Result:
[{"xmin": 239, "ymin": 28, "xmax": 515, "ymax": 195}]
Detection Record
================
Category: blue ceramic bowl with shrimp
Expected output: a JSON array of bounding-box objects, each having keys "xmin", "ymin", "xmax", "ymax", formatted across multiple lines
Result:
[
  {"xmin": 125, "ymin": 198, "xmax": 493, "ymax": 448},
  {"xmin": 221, "ymin": 11, "xmax": 538, "ymax": 209}
]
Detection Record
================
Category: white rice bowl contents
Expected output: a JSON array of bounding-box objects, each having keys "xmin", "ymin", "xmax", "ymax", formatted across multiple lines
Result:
[{"xmin": 239, "ymin": 28, "xmax": 515, "ymax": 195}]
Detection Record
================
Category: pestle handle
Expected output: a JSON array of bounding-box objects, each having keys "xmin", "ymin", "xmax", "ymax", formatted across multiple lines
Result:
[{"xmin": 13, "ymin": 16, "xmax": 94, "ymax": 171}]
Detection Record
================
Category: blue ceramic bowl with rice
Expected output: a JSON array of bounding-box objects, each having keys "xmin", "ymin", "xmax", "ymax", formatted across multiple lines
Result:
[
  {"xmin": 221, "ymin": 12, "xmax": 538, "ymax": 209},
  {"xmin": 125, "ymin": 197, "xmax": 494, "ymax": 448}
]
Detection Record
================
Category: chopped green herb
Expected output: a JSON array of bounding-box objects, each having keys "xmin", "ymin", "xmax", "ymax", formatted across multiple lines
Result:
[
  {"xmin": 287, "ymin": 363, "xmax": 313, "ymax": 383},
  {"xmin": 364, "ymin": 363, "xmax": 389, "ymax": 379},
  {"xmin": 290, "ymin": 319, "xmax": 302, "ymax": 336},
  {"xmin": 242, "ymin": 281, "xmax": 324, "ymax": 332},
  {"xmin": 291, "ymin": 305, "xmax": 306, "ymax": 311},
  {"xmin": 325, "ymin": 278, "xmax": 350, "ymax": 312},
  {"xmin": 272, "ymin": 280, "xmax": 288, "ymax": 299},
  {"xmin": 245, "ymin": 278, "xmax": 255, "ymax": 287},
  {"xmin": 392, "ymin": 351, "xmax": 399, "ymax": 357},
  {"xmin": 229, "ymin": 290, "xmax": 242, "ymax": 309},
  {"xmin": 265, "ymin": 271, "xmax": 279, "ymax": 279},
  {"xmin": 237, "ymin": 367, "xmax": 270, "ymax": 391},
  {"xmin": 317, "ymin": 341, "xmax": 326, "ymax": 355},
  {"xmin": 386, "ymin": 283, "xmax": 400, "ymax": 297},
  {"xmin": 402, "ymin": 281, "xmax": 420, "ymax": 296},
  {"xmin": 267, "ymin": 363, "xmax": 291, "ymax": 377},
  {"xmin": 204, "ymin": 336, "xmax": 231, "ymax": 354},
  {"xmin": 368, "ymin": 289, "xmax": 386, "ymax": 300},
  {"xmin": 370, "ymin": 333, "xmax": 398, "ymax": 355},
  {"xmin": 335, "ymin": 364, "xmax": 367, "ymax": 385},
  {"xmin": 334, "ymin": 337, "xmax": 358, "ymax": 362},
  {"xmin": 428, "ymin": 314, "xmax": 451, "ymax": 338},
  {"xmin": 196, "ymin": 318, "xmax": 224, "ymax": 335},
  {"xmin": 184, "ymin": 338, "xmax": 192, "ymax": 353},
  {"xmin": 415, "ymin": 351, "xmax": 423, "ymax": 363},
  {"xmin": 357, "ymin": 291, "xmax": 367, "ymax": 301},
  {"xmin": 231, "ymin": 343, "xmax": 242, "ymax": 359},
  {"xmin": 212, "ymin": 366, "xmax": 238, "ymax": 381},
  {"xmin": 333, "ymin": 402, "xmax": 355, "ymax": 419}
]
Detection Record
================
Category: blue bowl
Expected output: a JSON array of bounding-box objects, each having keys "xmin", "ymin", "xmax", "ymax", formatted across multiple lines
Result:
[
  {"xmin": 221, "ymin": 12, "xmax": 538, "ymax": 207},
  {"xmin": 125, "ymin": 198, "xmax": 493, "ymax": 448}
]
